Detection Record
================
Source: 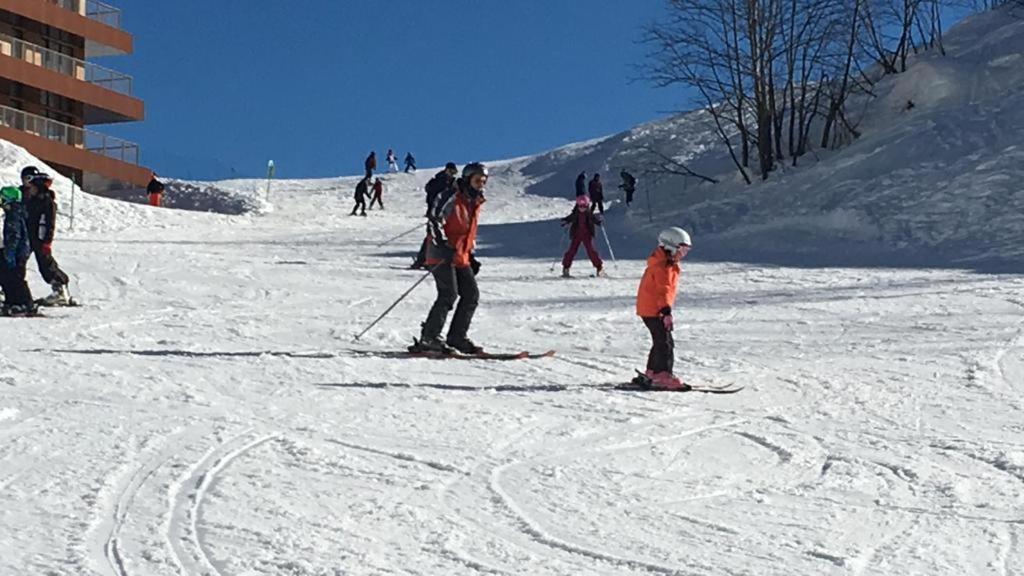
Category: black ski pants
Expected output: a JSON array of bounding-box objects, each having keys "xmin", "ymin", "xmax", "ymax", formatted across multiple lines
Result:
[
  {"xmin": 592, "ymin": 197, "xmax": 605, "ymax": 214},
  {"xmin": 422, "ymin": 263, "xmax": 478, "ymax": 343},
  {"xmin": 351, "ymin": 198, "xmax": 367, "ymax": 215},
  {"xmin": 0, "ymin": 262, "xmax": 33, "ymax": 307},
  {"xmin": 412, "ymin": 236, "xmax": 428, "ymax": 268},
  {"xmin": 642, "ymin": 316, "xmax": 674, "ymax": 374},
  {"xmin": 29, "ymin": 242, "xmax": 69, "ymax": 286}
]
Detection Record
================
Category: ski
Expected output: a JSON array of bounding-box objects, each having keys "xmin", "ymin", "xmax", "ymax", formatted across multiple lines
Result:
[
  {"xmin": 613, "ymin": 382, "xmax": 744, "ymax": 394},
  {"xmin": 317, "ymin": 381, "xmax": 739, "ymax": 393},
  {"xmin": 346, "ymin": 348, "xmax": 556, "ymax": 361},
  {"xmin": 35, "ymin": 298, "xmax": 80, "ymax": 308}
]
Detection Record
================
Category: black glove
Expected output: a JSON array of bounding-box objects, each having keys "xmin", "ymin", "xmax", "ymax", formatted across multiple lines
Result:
[{"xmin": 470, "ymin": 256, "xmax": 481, "ymax": 276}]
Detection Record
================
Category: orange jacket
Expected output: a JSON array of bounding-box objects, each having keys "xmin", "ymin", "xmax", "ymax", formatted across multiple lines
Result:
[
  {"xmin": 426, "ymin": 185, "xmax": 484, "ymax": 269},
  {"xmin": 636, "ymin": 248, "xmax": 680, "ymax": 317}
]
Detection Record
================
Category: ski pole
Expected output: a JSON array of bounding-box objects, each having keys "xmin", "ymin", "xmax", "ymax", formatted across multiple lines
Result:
[
  {"xmin": 377, "ymin": 223, "xmax": 422, "ymax": 248},
  {"xmin": 600, "ymin": 223, "xmax": 617, "ymax": 263},
  {"xmin": 550, "ymin": 229, "xmax": 569, "ymax": 272},
  {"xmin": 353, "ymin": 264, "xmax": 438, "ymax": 341}
]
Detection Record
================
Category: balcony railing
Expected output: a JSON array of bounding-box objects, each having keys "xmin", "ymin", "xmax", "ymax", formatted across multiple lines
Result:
[
  {"xmin": 0, "ymin": 104, "xmax": 140, "ymax": 164},
  {"xmin": 46, "ymin": 0, "xmax": 123, "ymax": 30},
  {"xmin": 0, "ymin": 33, "xmax": 133, "ymax": 95}
]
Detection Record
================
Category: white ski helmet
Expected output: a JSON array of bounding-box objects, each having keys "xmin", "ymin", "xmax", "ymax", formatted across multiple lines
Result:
[{"xmin": 658, "ymin": 227, "xmax": 692, "ymax": 252}]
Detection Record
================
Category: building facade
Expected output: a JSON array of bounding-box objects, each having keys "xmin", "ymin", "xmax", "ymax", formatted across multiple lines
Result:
[{"xmin": 0, "ymin": 0, "xmax": 149, "ymax": 190}]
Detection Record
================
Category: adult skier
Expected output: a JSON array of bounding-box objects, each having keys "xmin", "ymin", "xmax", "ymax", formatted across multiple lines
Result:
[
  {"xmin": 575, "ymin": 171, "xmax": 587, "ymax": 197},
  {"xmin": 147, "ymin": 173, "xmax": 165, "ymax": 207},
  {"xmin": 386, "ymin": 149, "xmax": 399, "ymax": 173},
  {"xmin": 619, "ymin": 170, "xmax": 636, "ymax": 208},
  {"xmin": 560, "ymin": 195, "xmax": 604, "ymax": 278},
  {"xmin": 21, "ymin": 168, "xmax": 71, "ymax": 306},
  {"xmin": 635, "ymin": 227, "xmax": 692, "ymax": 390},
  {"xmin": 588, "ymin": 173, "xmax": 605, "ymax": 214},
  {"xmin": 351, "ymin": 177, "xmax": 369, "ymax": 216},
  {"xmin": 411, "ymin": 162, "xmax": 487, "ymax": 354},
  {"xmin": 364, "ymin": 151, "xmax": 377, "ymax": 179},
  {"xmin": 411, "ymin": 162, "xmax": 458, "ymax": 269},
  {"xmin": 0, "ymin": 186, "xmax": 34, "ymax": 316},
  {"xmin": 404, "ymin": 152, "xmax": 416, "ymax": 173},
  {"xmin": 369, "ymin": 178, "xmax": 384, "ymax": 210}
]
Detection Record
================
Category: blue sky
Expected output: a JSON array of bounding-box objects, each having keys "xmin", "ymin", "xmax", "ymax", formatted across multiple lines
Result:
[{"xmin": 99, "ymin": 1, "xmax": 681, "ymax": 180}]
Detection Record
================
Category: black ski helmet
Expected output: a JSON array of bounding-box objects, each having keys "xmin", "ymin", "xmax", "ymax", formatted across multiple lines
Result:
[
  {"xmin": 462, "ymin": 162, "xmax": 488, "ymax": 180},
  {"xmin": 445, "ymin": 162, "xmax": 457, "ymax": 172},
  {"xmin": 21, "ymin": 166, "xmax": 40, "ymax": 181}
]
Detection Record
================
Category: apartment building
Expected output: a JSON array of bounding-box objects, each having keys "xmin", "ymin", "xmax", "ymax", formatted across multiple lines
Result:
[{"xmin": 0, "ymin": 0, "xmax": 149, "ymax": 190}]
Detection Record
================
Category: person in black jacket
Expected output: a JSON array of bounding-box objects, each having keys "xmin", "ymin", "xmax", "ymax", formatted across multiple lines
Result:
[
  {"xmin": 575, "ymin": 171, "xmax": 587, "ymax": 197},
  {"xmin": 0, "ymin": 186, "xmax": 35, "ymax": 315},
  {"xmin": 411, "ymin": 162, "xmax": 458, "ymax": 269},
  {"xmin": 20, "ymin": 167, "xmax": 71, "ymax": 306},
  {"xmin": 404, "ymin": 153, "xmax": 416, "ymax": 173},
  {"xmin": 364, "ymin": 151, "xmax": 377, "ymax": 180},
  {"xmin": 351, "ymin": 177, "xmax": 369, "ymax": 216},
  {"xmin": 619, "ymin": 170, "xmax": 636, "ymax": 208},
  {"xmin": 588, "ymin": 173, "xmax": 605, "ymax": 213},
  {"xmin": 146, "ymin": 173, "xmax": 165, "ymax": 207}
]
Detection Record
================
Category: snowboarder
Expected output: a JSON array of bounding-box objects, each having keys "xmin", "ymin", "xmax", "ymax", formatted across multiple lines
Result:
[
  {"xmin": 560, "ymin": 195, "xmax": 604, "ymax": 278},
  {"xmin": 635, "ymin": 227, "xmax": 692, "ymax": 390},
  {"xmin": 364, "ymin": 151, "xmax": 377, "ymax": 180},
  {"xmin": 0, "ymin": 186, "xmax": 34, "ymax": 316},
  {"xmin": 21, "ymin": 168, "xmax": 71, "ymax": 306},
  {"xmin": 575, "ymin": 171, "xmax": 587, "ymax": 197},
  {"xmin": 619, "ymin": 170, "xmax": 636, "ymax": 208},
  {"xmin": 386, "ymin": 149, "xmax": 399, "ymax": 173},
  {"xmin": 404, "ymin": 152, "xmax": 416, "ymax": 173},
  {"xmin": 351, "ymin": 177, "xmax": 369, "ymax": 216},
  {"xmin": 412, "ymin": 162, "xmax": 488, "ymax": 354},
  {"xmin": 146, "ymin": 173, "xmax": 165, "ymax": 207},
  {"xmin": 411, "ymin": 162, "xmax": 458, "ymax": 269},
  {"xmin": 588, "ymin": 173, "xmax": 605, "ymax": 214},
  {"xmin": 369, "ymin": 178, "xmax": 384, "ymax": 210}
]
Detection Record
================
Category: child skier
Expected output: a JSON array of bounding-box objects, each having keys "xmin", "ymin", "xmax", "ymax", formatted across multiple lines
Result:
[
  {"xmin": 0, "ymin": 186, "xmax": 35, "ymax": 316},
  {"xmin": 21, "ymin": 168, "xmax": 71, "ymax": 306},
  {"xmin": 635, "ymin": 227, "xmax": 692, "ymax": 390},
  {"xmin": 369, "ymin": 178, "xmax": 384, "ymax": 210},
  {"xmin": 386, "ymin": 149, "xmax": 399, "ymax": 173},
  {"xmin": 560, "ymin": 195, "xmax": 604, "ymax": 278}
]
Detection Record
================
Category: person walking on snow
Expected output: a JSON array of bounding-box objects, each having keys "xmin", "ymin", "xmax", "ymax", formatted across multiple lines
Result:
[
  {"xmin": 411, "ymin": 162, "xmax": 458, "ymax": 269},
  {"xmin": 364, "ymin": 151, "xmax": 377, "ymax": 180},
  {"xmin": 575, "ymin": 171, "xmax": 587, "ymax": 197},
  {"xmin": 147, "ymin": 173, "xmax": 165, "ymax": 207},
  {"xmin": 351, "ymin": 177, "xmax": 369, "ymax": 216},
  {"xmin": 619, "ymin": 170, "xmax": 636, "ymax": 208},
  {"xmin": 635, "ymin": 227, "xmax": 692, "ymax": 390},
  {"xmin": 404, "ymin": 152, "xmax": 416, "ymax": 173},
  {"xmin": 0, "ymin": 186, "xmax": 34, "ymax": 316},
  {"xmin": 21, "ymin": 167, "xmax": 71, "ymax": 306},
  {"xmin": 386, "ymin": 149, "xmax": 399, "ymax": 173},
  {"xmin": 560, "ymin": 195, "xmax": 604, "ymax": 278},
  {"xmin": 588, "ymin": 173, "xmax": 605, "ymax": 214},
  {"xmin": 412, "ymin": 162, "xmax": 488, "ymax": 355},
  {"xmin": 369, "ymin": 178, "xmax": 385, "ymax": 210}
]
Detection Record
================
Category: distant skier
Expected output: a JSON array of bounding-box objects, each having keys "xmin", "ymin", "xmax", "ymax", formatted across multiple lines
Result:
[
  {"xmin": 351, "ymin": 177, "xmax": 369, "ymax": 216},
  {"xmin": 21, "ymin": 168, "xmax": 71, "ymax": 306},
  {"xmin": 575, "ymin": 171, "xmax": 587, "ymax": 197},
  {"xmin": 364, "ymin": 151, "xmax": 377, "ymax": 180},
  {"xmin": 146, "ymin": 173, "xmax": 165, "ymax": 207},
  {"xmin": 588, "ymin": 173, "xmax": 605, "ymax": 214},
  {"xmin": 635, "ymin": 227, "xmax": 692, "ymax": 390},
  {"xmin": 404, "ymin": 152, "xmax": 416, "ymax": 173},
  {"xmin": 0, "ymin": 186, "xmax": 35, "ymax": 316},
  {"xmin": 560, "ymin": 195, "xmax": 604, "ymax": 278},
  {"xmin": 369, "ymin": 178, "xmax": 384, "ymax": 210},
  {"xmin": 619, "ymin": 170, "xmax": 636, "ymax": 208},
  {"xmin": 386, "ymin": 149, "xmax": 399, "ymax": 173},
  {"xmin": 411, "ymin": 162, "xmax": 488, "ymax": 354},
  {"xmin": 411, "ymin": 162, "xmax": 458, "ymax": 269}
]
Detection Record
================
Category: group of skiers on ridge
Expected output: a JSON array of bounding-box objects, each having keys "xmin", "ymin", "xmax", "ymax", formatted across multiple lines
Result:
[
  {"xmin": 352, "ymin": 149, "xmax": 417, "ymax": 216},
  {"xmin": 398, "ymin": 160, "xmax": 691, "ymax": 389},
  {"xmin": 0, "ymin": 166, "xmax": 74, "ymax": 316}
]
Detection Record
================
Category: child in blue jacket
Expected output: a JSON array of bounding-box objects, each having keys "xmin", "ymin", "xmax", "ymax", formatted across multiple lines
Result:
[{"xmin": 1, "ymin": 186, "xmax": 35, "ymax": 316}]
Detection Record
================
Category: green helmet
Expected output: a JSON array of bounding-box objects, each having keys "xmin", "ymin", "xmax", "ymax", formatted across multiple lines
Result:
[{"xmin": 0, "ymin": 186, "xmax": 21, "ymax": 204}]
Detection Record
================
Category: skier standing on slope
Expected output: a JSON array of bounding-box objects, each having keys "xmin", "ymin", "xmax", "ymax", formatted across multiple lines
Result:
[
  {"xmin": 364, "ymin": 151, "xmax": 377, "ymax": 180},
  {"xmin": 560, "ymin": 195, "xmax": 604, "ymax": 278},
  {"xmin": 21, "ymin": 168, "xmax": 71, "ymax": 306},
  {"xmin": 351, "ymin": 177, "xmax": 369, "ymax": 216},
  {"xmin": 411, "ymin": 162, "xmax": 487, "ymax": 354},
  {"xmin": 619, "ymin": 170, "xmax": 636, "ymax": 208},
  {"xmin": 404, "ymin": 152, "xmax": 416, "ymax": 173},
  {"xmin": 146, "ymin": 173, "xmax": 165, "ymax": 207},
  {"xmin": 369, "ymin": 178, "xmax": 385, "ymax": 210},
  {"xmin": 0, "ymin": 186, "xmax": 34, "ymax": 316},
  {"xmin": 635, "ymin": 227, "xmax": 692, "ymax": 390},
  {"xmin": 386, "ymin": 149, "xmax": 399, "ymax": 173},
  {"xmin": 411, "ymin": 162, "xmax": 458, "ymax": 269},
  {"xmin": 588, "ymin": 173, "xmax": 605, "ymax": 214},
  {"xmin": 575, "ymin": 171, "xmax": 587, "ymax": 197}
]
